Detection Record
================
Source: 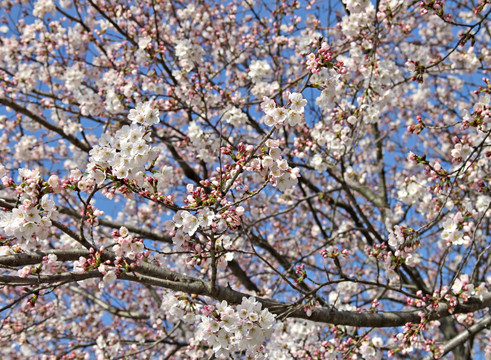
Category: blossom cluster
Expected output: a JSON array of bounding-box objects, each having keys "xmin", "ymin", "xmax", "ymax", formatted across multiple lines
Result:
[
  {"xmin": 440, "ymin": 216, "xmax": 470, "ymax": 247},
  {"xmin": 469, "ymin": 93, "xmax": 491, "ymax": 131},
  {"xmin": 342, "ymin": 0, "xmax": 372, "ymax": 14},
  {"xmin": 394, "ymin": 317, "xmax": 442, "ymax": 357},
  {"xmin": 451, "ymin": 274, "xmax": 478, "ymax": 301},
  {"xmin": 306, "ymin": 42, "xmax": 346, "ymax": 75},
  {"xmin": 247, "ymin": 139, "xmax": 299, "ymax": 192},
  {"xmin": 0, "ymin": 169, "xmax": 57, "ymax": 242},
  {"xmin": 33, "ymin": 0, "xmax": 55, "ymax": 18},
  {"xmin": 164, "ymin": 207, "xmax": 234, "ymax": 268},
  {"xmin": 359, "ymin": 340, "xmax": 383, "ymax": 360},
  {"xmin": 41, "ymin": 253, "xmax": 60, "ymax": 274},
  {"xmin": 222, "ymin": 106, "xmax": 248, "ymax": 127},
  {"xmin": 328, "ymin": 281, "xmax": 359, "ymax": 311},
  {"xmin": 263, "ymin": 320, "xmax": 337, "ymax": 359},
  {"xmin": 450, "ymin": 142, "xmax": 471, "ymax": 162},
  {"xmin": 160, "ymin": 293, "xmax": 200, "ymax": 324},
  {"xmin": 248, "ymin": 59, "xmax": 279, "ymax": 97},
  {"xmin": 261, "ymin": 92, "xmax": 306, "ymax": 127},
  {"xmin": 312, "ymin": 69, "xmax": 345, "ymax": 110},
  {"xmin": 186, "ymin": 120, "xmax": 220, "ymax": 164},
  {"xmin": 397, "ymin": 178, "xmax": 429, "ymax": 206},
  {"xmin": 196, "ymin": 297, "xmax": 276, "ymax": 359},
  {"xmin": 339, "ymin": 0, "xmax": 376, "ymax": 38},
  {"xmin": 255, "ymin": 96, "xmax": 304, "ymax": 191},
  {"xmin": 174, "ymin": 39, "xmax": 205, "ymax": 71},
  {"xmin": 169, "ymin": 207, "xmax": 215, "ymax": 239},
  {"xmin": 306, "ymin": 42, "xmax": 332, "ymax": 74},
  {"xmin": 17, "ymin": 253, "xmax": 60, "ymax": 278},
  {"xmin": 127, "ymin": 102, "xmax": 160, "ymax": 127},
  {"xmin": 86, "ymin": 102, "xmax": 160, "ymax": 183},
  {"xmin": 310, "ymin": 119, "xmax": 353, "ymax": 161},
  {"xmin": 98, "ymin": 264, "xmax": 117, "ymax": 289},
  {"xmin": 387, "ymin": 226, "xmax": 421, "ymax": 267},
  {"xmin": 111, "ymin": 226, "xmax": 146, "ymax": 259},
  {"xmin": 72, "ymin": 248, "xmax": 120, "ymax": 288}
]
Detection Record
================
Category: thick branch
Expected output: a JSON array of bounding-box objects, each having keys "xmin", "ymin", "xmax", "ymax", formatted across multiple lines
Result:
[
  {"xmin": 423, "ymin": 314, "xmax": 491, "ymax": 360},
  {"xmin": 1, "ymin": 250, "xmax": 490, "ymax": 328},
  {"xmin": 0, "ymin": 249, "xmax": 88, "ymax": 267}
]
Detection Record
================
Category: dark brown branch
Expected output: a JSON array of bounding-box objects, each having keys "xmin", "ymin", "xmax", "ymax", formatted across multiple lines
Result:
[{"xmin": 1, "ymin": 264, "xmax": 490, "ymax": 328}]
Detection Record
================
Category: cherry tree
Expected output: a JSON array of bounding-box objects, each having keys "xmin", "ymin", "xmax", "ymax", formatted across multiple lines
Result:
[{"xmin": 0, "ymin": 0, "xmax": 490, "ymax": 358}]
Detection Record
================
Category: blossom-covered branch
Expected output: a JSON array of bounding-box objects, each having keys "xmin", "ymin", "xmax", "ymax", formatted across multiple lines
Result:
[{"xmin": 1, "ymin": 0, "xmax": 490, "ymax": 358}]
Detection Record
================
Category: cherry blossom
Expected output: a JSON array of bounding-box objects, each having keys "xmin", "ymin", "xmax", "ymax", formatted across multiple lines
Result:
[{"xmin": 0, "ymin": 0, "xmax": 490, "ymax": 359}]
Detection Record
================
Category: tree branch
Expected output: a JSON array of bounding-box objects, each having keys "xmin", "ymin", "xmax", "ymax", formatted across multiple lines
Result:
[{"xmin": 2, "ymin": 250, "xmax": 490, "ymax": 328}]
